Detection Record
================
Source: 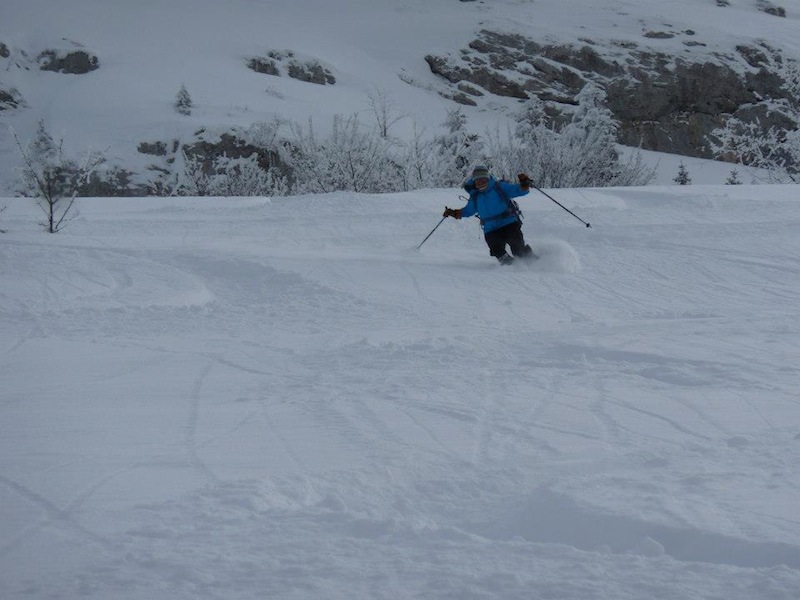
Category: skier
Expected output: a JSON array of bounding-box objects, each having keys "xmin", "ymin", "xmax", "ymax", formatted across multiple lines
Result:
[{"xmin": 442, "ymin": 165, "xmax": 534, "ymax": 264}]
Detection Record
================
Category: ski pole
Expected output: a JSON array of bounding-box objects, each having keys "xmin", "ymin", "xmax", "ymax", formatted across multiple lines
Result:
[
  {"xmin": 416, "ymin": 216, "xmax": 447, "ymax": 250},
  {"xmin": 530, "ymin": 182, "xmax": 591, "ymax": 228}
]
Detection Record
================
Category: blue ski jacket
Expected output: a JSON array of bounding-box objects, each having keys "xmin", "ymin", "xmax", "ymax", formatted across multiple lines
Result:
[{"xmin": 460, "ymin": 177, "xmax": 529, "ymax": 233}]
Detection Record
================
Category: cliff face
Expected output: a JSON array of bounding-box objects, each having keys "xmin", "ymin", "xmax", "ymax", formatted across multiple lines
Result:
[{"xmin": 425, "ymin": 30, "xmax": 798, "ymax": 159}]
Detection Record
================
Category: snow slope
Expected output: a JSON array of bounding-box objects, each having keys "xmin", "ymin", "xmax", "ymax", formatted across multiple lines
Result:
[
  {"xmin": 2, "ymin": 184, "xmax": 800, "ymax": 598},
  {"xmin": 2, "ymin": 0, "xmax": 800, "ymax": 192}
]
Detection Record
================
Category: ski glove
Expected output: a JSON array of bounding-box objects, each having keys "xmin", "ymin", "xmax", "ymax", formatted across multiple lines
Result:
[
  {"xmin": 518, "ymin": 173, "xmax": 531, "ymax": 190},
  {"xmin": 443, "ymin": 207, "xmax": 462, "ymax": 219}
]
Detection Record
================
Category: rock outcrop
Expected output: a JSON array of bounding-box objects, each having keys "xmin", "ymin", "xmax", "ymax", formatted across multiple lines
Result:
[
  {"xmin": 37, "ymin": 49, "xmax": 99, "ymax": 74},
  {"xmin": 247, "ymin": 50, "xmax": 335, "ymax": 85},
  {"xmin": 424, "ymin": 30, "xmax": 798, "ymax": 158}
]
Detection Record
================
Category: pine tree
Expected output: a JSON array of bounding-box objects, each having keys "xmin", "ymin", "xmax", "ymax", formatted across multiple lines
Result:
[
  {"xmin": 29, "ymin": 119, "xmax": 59, "ymax": 163},
  {"xmin": 674, "ymin": 162, "xmax": 692, "ymax": 185},
  {"xmin": 725, "ymin": 168, "xmax": 742, "ymax": 185},
  {"xmin": 175, "ymin": 85, "xmax": 193, "ymax": 116}
]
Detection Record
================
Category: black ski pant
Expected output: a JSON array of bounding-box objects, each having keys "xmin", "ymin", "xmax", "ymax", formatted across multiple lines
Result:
[{"xmin": 484, "ymin": 221, "xmax": 532, "ymax": 260}]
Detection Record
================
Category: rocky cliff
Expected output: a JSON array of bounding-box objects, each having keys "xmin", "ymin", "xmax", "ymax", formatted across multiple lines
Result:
[{"xmin": 424, "ymin": 28, "xmax": 798, "ymax": 159}]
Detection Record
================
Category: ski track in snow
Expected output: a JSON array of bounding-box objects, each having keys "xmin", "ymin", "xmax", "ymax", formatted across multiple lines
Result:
[{"xmin": 2, "ymin": 187, "xmax": 800, "ymax": 599}]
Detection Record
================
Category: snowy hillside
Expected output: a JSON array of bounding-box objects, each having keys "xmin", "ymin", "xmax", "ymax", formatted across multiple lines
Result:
[
  {"xmin": 2, "ymin": 0, "xmax": 800, "ymax": 193},
  {"xmin": 2, "ymin": 184, "xmax": 800, "ymax": 598}
]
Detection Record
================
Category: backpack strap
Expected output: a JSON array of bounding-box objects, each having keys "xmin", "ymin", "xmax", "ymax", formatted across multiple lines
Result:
[{"xmin": 482, "ymin": 181, "xmax": 522, "ymax": 223}]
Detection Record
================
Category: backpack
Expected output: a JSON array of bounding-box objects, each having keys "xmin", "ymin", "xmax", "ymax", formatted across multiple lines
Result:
[
  {"xmin": 472, "ymin": 181, "xmax": 523, "ymax": 225},
  {"xmin": 494, "ymin": 181, "xmax": 523, "ymax": 222}
]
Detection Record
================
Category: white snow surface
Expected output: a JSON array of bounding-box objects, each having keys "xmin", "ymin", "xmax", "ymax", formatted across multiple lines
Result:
[
  {"xmin": 3, "ymin": 0, "xmax": 800, "ymax": 597},
  {"xmin": 2, "ymin": 184, "xmax": 800, "ymax": 599}
]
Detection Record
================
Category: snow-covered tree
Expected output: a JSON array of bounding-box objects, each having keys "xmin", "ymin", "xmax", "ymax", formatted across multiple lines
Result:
[
  {"xmin": 708, "ymin": 57, "xmax": 800, "ymax": 184},
  {"xmin": 179, "ymin": 151, "xmax": 212, "ymax": 196},
  {"xmin": 487, "ymin": 83, "xmax": 653, "ymax": 188},
  {"xmin": 725, "ymin": 168, "xmax": 742, "ymax": 185},
  {"xmin": 709, "ymin": 118, "xmax": 796, "ymax": 183},
  {"xmin": 288, "ymin": 115, "xmax": 402, "ymax": 194},
  {"xmin": 244, "ymin": 119, "xmax": 284, "ymax": 150},
  {"xmin": 15, "ymin": 121, "xmax": 104, "ymax": 232},
  {"xmin": 28, "ymin": 119, "xmax": 59, "ymax": 164},
  {"xmin": 179, "ymin": 152, "xmax": 287, "ymax": 197},
  {"xmin": 175, "ymin": 85, "xmax": 193, "ymax": 116},
  {"xmin": 398, "ymin": 123, "xmax": 437, "ymax": 191},
  {"xmin": 211, "ymin": 155, "xmax": 287, "ymax": 197},
  {"xmin": 428, "ymin": 108, "xmax": 483, "ymax": 187},
  {"xmin": 778, "ymin": 58, "xmax": 800, "ymax": 104},
  {"xmin": 674, "ymin": 161, "xmax": 692, "ymax": 185}
]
